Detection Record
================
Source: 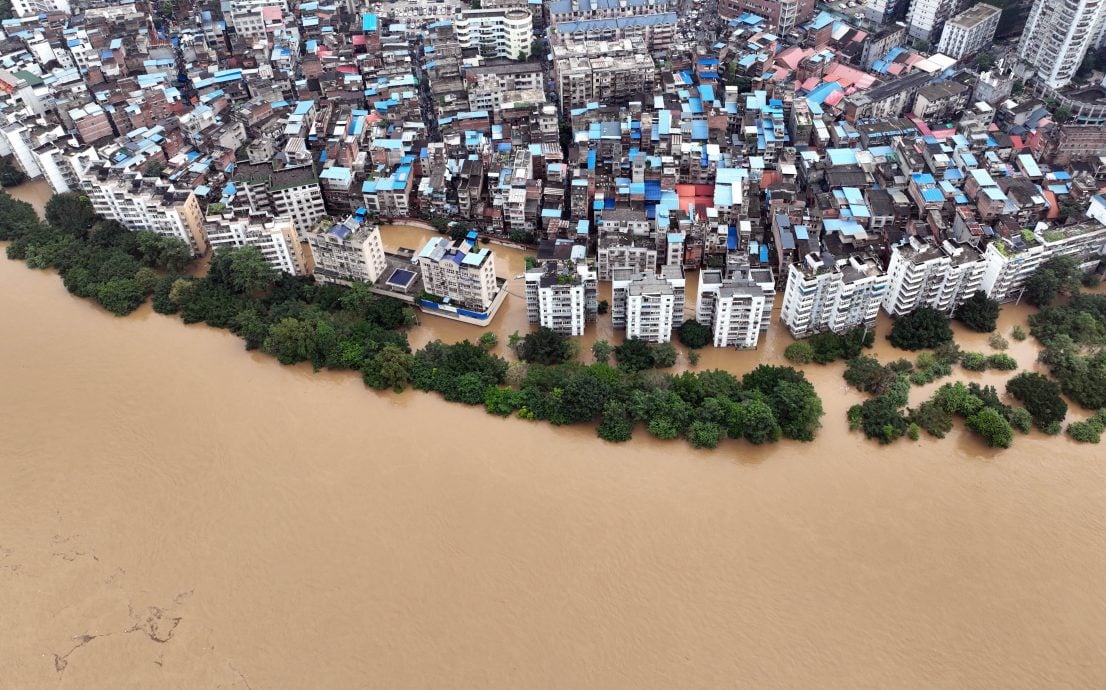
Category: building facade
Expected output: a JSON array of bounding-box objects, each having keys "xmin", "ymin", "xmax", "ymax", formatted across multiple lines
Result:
[
  {"xmin": 79, "ymin": 165, "xmax": 206, "ymax": 255},
  {"xmin": 696, "ymin": 270, "xmax": 768, "ymax": 349},
  {"xmin": 455, "ymin": 8, "xmax": 533, "ymax": 59},
  {"xmin": 205, "ymin": 211, "xmax": 305, "ymax": 275},
  {"xmin": 936, "ymin": 3, "xmax": 1001, "ymax": 59},
  {"xmin": 1016, "ymin": 0, "xmax": 1106, "ymax": 89},
  {"xmin": 718, "ymin": 0, "xmax": 816, "ymax": 34},
  {"xmin": 524, "ymin": 251, "xmax": 598, "ymax": 336},
  {"xmin": 611, "ymin": 269, "xmax": 685, "ymax": 343},
  {"xmin": 981, "ymin": 221, "xmax": 1106, "ymax": 302},
  {"xmin": 416, "ymin": 236, "xmax": 500, "ymax": 311},
  {"xmin": 232, "ymin": 163, "xmax": 327, "ymax": 237},
  {"xmin": 780, "ymin": 252, "xmax": 890, "ymax": 338},
  {"xmin": 306, "ymin": 212, "xmax": 388, "ymax": 286},
  {"xmin": 904, "ymin": 0, "xmax": 965, "ymax": 42},
  {"xmin": 881, "ymin": 236, "xmax": 986, "ymax": 317}
]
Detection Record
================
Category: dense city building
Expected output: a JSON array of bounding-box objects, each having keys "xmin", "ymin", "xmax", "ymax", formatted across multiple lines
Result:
[
  {"xmin": 416, "ymin": 236, "xmax": 500, "ymax": 312},
  {"xmin": 4, "ymin": 0, "xmax": 1102, "ymax": 340},
  {"xmin": 1016, "ymin": 0, "xmax": 1106, "ymax": 89},
  {"xmin": 306, "ymin": 212, "xmax": 388, "ymax": 287},
  {"xmin": 936, "ymin": 3, "xmax": 1001, "ymax": 60}
]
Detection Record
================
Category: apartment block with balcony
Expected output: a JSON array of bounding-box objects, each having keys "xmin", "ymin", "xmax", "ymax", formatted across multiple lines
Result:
[
  {"xmin": 780, "ymin": 252, "xmax": 890, "ymax": 339},
  {"xmin": 524, "ymin": 241, "xmax": 598, "ymax": 336},
  {"xmin": 1016, "ymin": 0, "xmax": 1106, "ymax": 89},
  {"xmin": 904, "ymin": 0, "xmax": 966, "ymax": 42},
  {"xmin": 231, "ymin": 162, "xmax": 327, "ymax": 237},
  {"xmin": 79, "ymin": 164, "xmax": 206, "ymax": 255},
  {"xmin": 306, "ymin": 211, "xmax": 388, "ymax": 286},
  {"xmin": 882, "ymin": 235, "xmax": 986, "ymax": 317},
  {"xmin": 205, "ymin": 210, "xmax": 305, "ymax": 276},
  {"xmin": 455, "ymin": 8, "xmax": 532, "ymax": 59},
  {"xmin": 416, "ymin": 236, "xmax": 500, "ymax": 312},
  {"xmin": 552, "ymin": 37, "xmax": 656, "ymax": 111},
  {"xmin": 696, "ymin": 270, "xmax": 769, "ymax": 349},
  {"xmin": 936, "ymin": 3, "xmax": 1001, "ymax": 60},
  {"xmin": 718, "ymin": 0, "xmax": 814, "ymax": 33},
  {"xmin": 981, "ymin": 220, "xmax": 1106, "ymax": 302},
  {"xmin": 611, "ymin": 269, "xmax": 685, "ymax": 343}
]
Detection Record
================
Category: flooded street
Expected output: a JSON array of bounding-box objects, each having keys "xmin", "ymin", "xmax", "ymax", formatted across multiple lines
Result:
[{"xmin": 2, "ymin": 206, "xmax": 1106, "ymax": 688}]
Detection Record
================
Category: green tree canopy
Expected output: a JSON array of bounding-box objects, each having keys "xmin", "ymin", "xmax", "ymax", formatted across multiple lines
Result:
[
  {"xmin": 517, "ymin": 327, "xmax": 573, "ymax": 365},
  {"xmin": 677, "ymin": 319, "xmax": 712, "ymax": 349},
  {"xmin": 956, "ymin": 291, "xmax": 1000, "ymax": 333},
  {"xmin": 889, "ymin": 307, "xmax": 954, "ymax": 350},
  {"xmin": 1006, "ymin": 372, "xmax": 1068, "ymax": 428},
  {"xmin": 45, "ymin": 193, "xmax": 98, "ymax": 236},
  {"xmin": 1024, "ymin": 255, "xmax": 1081, "ymax": 307}
]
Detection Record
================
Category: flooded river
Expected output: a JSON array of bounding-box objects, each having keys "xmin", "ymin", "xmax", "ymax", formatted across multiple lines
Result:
[{"xmin": 2, "ymin": 191, "xmax": 1106, "ymax": 688}]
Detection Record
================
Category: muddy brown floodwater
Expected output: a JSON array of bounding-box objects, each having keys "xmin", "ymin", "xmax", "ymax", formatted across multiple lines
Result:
[{"xmin": 2, "ymin": 204, "xmax": 1106, "ymax": 688}]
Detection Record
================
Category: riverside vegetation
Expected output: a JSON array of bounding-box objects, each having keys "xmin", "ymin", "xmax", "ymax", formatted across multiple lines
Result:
[
  {"xmin": 1, "ymin": 192, "xmax": 825, "ymax": 450},
  {"xmin": 832, "ymin": 273, "xmax": 1106, "ymax": 446}
]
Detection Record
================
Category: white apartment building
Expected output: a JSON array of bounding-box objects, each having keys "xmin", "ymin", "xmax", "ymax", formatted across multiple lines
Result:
[
  {"xmin": 882, "ymin": 236, "xmax": 986, "ymax": 317},
  {"xmin": 1016, "ymin": 0, "xmax": 1106, "ymax": 89},
  {"xmin": 981, "ymin": 220, "xmax": 1106, "ymax": 302},
  {"xmin": 936, "ymin": 3, "xmax": 1001, "ymax": 59},
  {"xmin": 524, "ymin": 254, "xmax": 598, "ymax": 336},
  {"xmin": 552, "ymin": 38, "xmax": 656, "ymax": 111},
  {"xmin": 729, "ymin": 265, "xmax": 776, "ymax": 329},
  {"xmin": 306, "ymin": 212, "xmax": 388, "ymax": 286},
  {"xmin": 416, "ymin": 236, "xmax": 500, "ymax": 312},
  {"xmin": 462, "ymin": 61, "xmax": 543, "ymax": 113},
  {"xmin": 597, "ymin": 239, "xmax": 658, "ymax": 281},
  {"xmin": 780, "ymin": 252, "xmax": 890, "ymax": 339},
  {"xmin": 610, "ymin": 269, "xmax": 685, "ymax": 343},
  {"xmin": 905, "ymin": 0, "xmax": 965, "ymax": 41},
  {"xmin": 205, "ymin": 211, "xmax": 305, "ymax": 276},
  {"xmin": 454, "ymin": 8, "xmax": 532, "ymax": 60},
  {"xmin": 79, "ymin": 166, "xmax": 206, "ymax": 255},
  {"xmin": 33, "ymin": 145, "xmax": 74, "ymax": 193},
  {"xmin": 11, "ymin": 0, "xmax": 70, "ymax": 16},
  {"xmin": 0, "ymin": 123, "xmax": 42, "ymax": 179},
  {"xmin": 231, "ymin": 162, "xmax": 326, "ymax": 237},
  {"xmin": 696, "ymin": 270, "xmax": 768, "ymax": 349}
]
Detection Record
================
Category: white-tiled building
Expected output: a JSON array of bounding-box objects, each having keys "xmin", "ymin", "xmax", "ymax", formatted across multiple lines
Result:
[
  {"xmin": 524, "ymin": 243, "xmax": 598, "ymax": 336},
  {"xmin": 937, "ymin": 3, "xmax": 1001, "ymax": 60},
  {"xmin": 981, "ymin": 219, "xmax": 1106, "ymax": 302},
  {"xmin": 79, "ymin": 165, "xmax": 206, "ymax": 255},
  {"xmin": 205, "ymin": 211, "xmax": 305, "ymax": 276},
  {"xmin": 231, "ymin": 162, "xmax": 327, "ymax": 237},
  {"xmin": 306, "ymin": 212, "xmax": 388, "ymax": 286},
  {"xmin": 611, "ymin": 268, "xmax": 685, "ymax": 343},
  {"xmin": 454, "ymin": 8, "xmax": 532, "ymax": 59},
  {"xmin": 416, "ymin": 236, "xmax": 500, "ymax": 312},
  {"xmin": 696, "ymin": 270, "xmax": 769, "ymax": 349},
  {"xmin": 780, "ymin": 252, "xmax": 890, "ymax": 338},
  {"xmin": 1016, "ymin": 0, "xmax": 1106, "ymax": 89},
  {"xmin": 882, "ymin": 236, "xmax": 986, "ymax": 317}
]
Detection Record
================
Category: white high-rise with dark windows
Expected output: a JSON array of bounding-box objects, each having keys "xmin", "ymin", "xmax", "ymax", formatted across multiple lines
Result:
[{"xmin": 1016, "ymin": 0, "xmax": 1106, "ymax": 89}]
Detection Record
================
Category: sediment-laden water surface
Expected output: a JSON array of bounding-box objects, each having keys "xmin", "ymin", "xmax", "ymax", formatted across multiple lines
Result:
[{"xmin": 3, "ymin": 185, "xmax": 1106, "ymax": 688}]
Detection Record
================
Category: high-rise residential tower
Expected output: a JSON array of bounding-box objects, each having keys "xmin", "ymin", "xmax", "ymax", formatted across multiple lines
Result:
[{"xmin": 1016, "ymin": 0, "xmax": 1106, "ymax": 89}]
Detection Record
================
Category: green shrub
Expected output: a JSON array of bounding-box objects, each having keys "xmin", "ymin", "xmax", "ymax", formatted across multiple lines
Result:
[
  {"xmin": 985, "ymin": 353, "xmax": 1017, "ymax": 371},
  {"xmin": 1067, "ymin": 419, "xmax": 1103, "ymax": 443},
  {"xmin": 910, "ymin": 400, "xmax": 954, "ymax": 438},
  {"xmin": 784, "ymin": 340, "xmax": 814, "ymax": 364},
  {"xmin": 961, "ymin": 352, "xmax": 987, "ymax": 371},
  {"xmin": 967, "ymin": 408, "xmax": 1014, "ymax": 448},
  {"xmin": 1007, "ymin": 407, "xmax": 1033, "ymax": 433}
]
